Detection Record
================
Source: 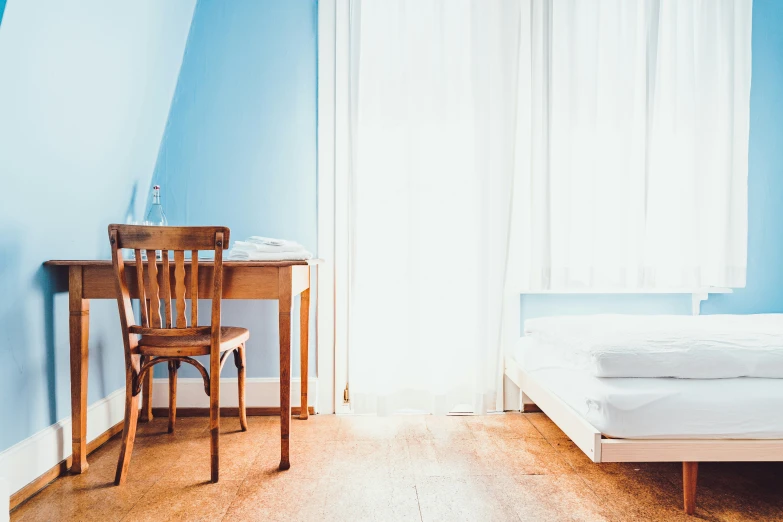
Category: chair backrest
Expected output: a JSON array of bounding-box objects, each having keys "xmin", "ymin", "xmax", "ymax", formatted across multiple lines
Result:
[{"xmin": 108, "ymin": 225, "xmax": 230, "ymax": 353}]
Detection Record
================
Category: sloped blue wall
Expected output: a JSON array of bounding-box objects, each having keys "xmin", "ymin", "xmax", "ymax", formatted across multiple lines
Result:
[{"xmin": 0, "ymin": 0, "xmax": 196, "ymax": 451}]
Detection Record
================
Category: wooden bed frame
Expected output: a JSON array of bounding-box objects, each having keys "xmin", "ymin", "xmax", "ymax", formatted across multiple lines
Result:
[{"xmin": 505, "ymin": 355, "xmax": 783, "ymax": 515}]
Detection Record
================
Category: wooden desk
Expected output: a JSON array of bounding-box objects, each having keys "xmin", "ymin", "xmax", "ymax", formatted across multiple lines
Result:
[{"xmin": 44, "ymin": 258, "xmax": 317, "ymax": 474}]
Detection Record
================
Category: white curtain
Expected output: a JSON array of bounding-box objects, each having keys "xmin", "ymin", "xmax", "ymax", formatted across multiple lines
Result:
[
  {"xmin": 345, "ymin": 0, "xmax": 521, "ymax": 414},
  {"xmin": 328, "ymin": 0, "xmax": 752, "ymax": 415},
  {"xmin": 506, "ymin": 0, "xmax": 752, "ymax": 293}
]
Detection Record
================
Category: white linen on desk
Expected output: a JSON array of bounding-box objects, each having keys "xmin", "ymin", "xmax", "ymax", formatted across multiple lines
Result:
[
  {"xmin": 231, "ymin": 240, "xmax": 307, "ymax": 254},
  {"xmin": 246, "ymin": 236, "xmax": 304, "ymax": 250},
  {"xmin": 227, "ymin": 250, "xmax": 312, "ymax": 261},
  {"xmin": 522, "ymin": 314, "xmax": 783, "ymax": 379},
  {"xmin": 227, "ymin": 237, "xmax": 312, "ymax": 261},
  {"xmin": 246, "ymin": 236, "xmax": 292, "ymax": 246}
]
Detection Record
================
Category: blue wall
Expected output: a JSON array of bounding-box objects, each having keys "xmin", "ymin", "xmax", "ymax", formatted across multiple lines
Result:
[
  {"xmin": 149, "ymin": 0, "xmax": 318, "ymax": 379},
  {"xmin": 703, "ymin": 0, "xmax": 783, "ymax": 315},
  {"xmin": 521, "ymin": 0, "xmax": 783, "ymax": 325},
  {"xmin": 0, "ymin": 0, "xmax": 196, "ymax": 451}
]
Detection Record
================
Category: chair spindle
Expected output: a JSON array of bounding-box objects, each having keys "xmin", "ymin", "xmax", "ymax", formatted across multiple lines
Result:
[
  {"xmin": 191, "ymin": 252, "xmax": 199, "ymax": 327},
  {"xmin": 147, "ymin": 251, "xmax": 161, "ymax": 328},
  {"xmin": 161, "ymin": 250, "xmax": 172, "ymax": 328},
  {"xmin": 174, "ymin": 250, "xmax": 187, "ymax": 328},
  {"xmin": 135, "ymin": 250, "xmax": 148, "ymax": 327}
]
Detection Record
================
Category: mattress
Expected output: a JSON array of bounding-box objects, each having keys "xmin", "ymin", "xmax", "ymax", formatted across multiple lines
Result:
[
  {"xmin": 523, "ymin": 366, "xmax": 783, "ymax": 439},
  {"xmin": 523, "ymin": 314, "xmax": 783, "ymax": 378}
]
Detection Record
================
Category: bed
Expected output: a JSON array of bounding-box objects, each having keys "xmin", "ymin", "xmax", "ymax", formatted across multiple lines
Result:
[{"xmin": 505, "ymin": 314, "xmax": 783, "ymax": 515}]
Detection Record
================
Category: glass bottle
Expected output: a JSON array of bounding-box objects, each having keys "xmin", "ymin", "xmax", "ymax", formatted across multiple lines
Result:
[
  {"xmin": 143, "ymin": 185, "xmax": 168, "ymax": 260},
  {"xmin": 145, "ymin": 185, "xmax": 168, "ymax": 226}
]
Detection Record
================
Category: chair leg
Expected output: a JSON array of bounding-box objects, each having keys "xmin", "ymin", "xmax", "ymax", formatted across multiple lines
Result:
[
  {"xmin": 210, "ymin": 352, "xmax": 221, "ymax": 483},
  {"xmin": 234, "ymin": 345, "xmax": 248, "ymax": 431},
  {"xmin": 114, "ymin": 384, "xmax": 140, "ymax": 485},
  {"xmin": 140, "ymin": 355, "xmax": 153, "ymax": 422},
  {"xmin": 168, "ymin": 360, "xmax": 179, "ymax": 434}
]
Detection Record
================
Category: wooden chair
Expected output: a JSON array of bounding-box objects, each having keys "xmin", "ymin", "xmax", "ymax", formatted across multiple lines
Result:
[{"xmin": 108, "ymin": 224, "xmax": 249, "ymax": 485}]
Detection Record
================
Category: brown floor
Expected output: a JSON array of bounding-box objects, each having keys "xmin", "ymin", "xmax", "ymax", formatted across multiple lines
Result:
[{"xmin": 11, "ymin": 413, "xmax": 783, "ymax": 521}]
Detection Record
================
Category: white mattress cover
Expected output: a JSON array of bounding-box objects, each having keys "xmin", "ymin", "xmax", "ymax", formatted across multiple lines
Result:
[
  {"xmin": 523, "ymin": 314, "xmax": 783, "ymax": 379},
  {"xmin": 519, "ymin": 362, "xmax": 783, "ymax": 439}
]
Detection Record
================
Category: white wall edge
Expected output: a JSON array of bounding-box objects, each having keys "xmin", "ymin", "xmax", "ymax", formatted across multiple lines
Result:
[
  {"xmin": 317, "ymin": 0, "xmax": 337, "ymax": 415},
  {"xmin": 0, "ymin": 387, "xmax": 126, "ymax": 502},
  {"xmin": 151, "ymin": 377, "xmax": 319, "ymax": 409}
]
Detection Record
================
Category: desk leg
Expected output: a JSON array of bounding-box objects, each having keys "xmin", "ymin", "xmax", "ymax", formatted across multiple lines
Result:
[
  {"xmin": 69, "ymin": 267, "xmax": 89, "ymax": 474},
  {"xmin": 299, "ymin": 287, "xmax": 310, "ymax": 420},
  {"xmin": 278, "ymin": 267, "xmax": 292, "ymax": 471}
]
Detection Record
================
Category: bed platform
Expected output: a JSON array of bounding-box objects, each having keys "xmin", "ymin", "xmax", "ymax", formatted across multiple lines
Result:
[{"xmin": 505, "ymin": 354, "xmax": 783, "ymax": 515}]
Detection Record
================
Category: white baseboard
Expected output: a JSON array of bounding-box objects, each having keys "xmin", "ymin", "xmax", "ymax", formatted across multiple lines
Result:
[
  {"xmin": 151, "ymin": 377, "xmax": 318, "ymax": 409},
  {"xmin": 0, "ymin": 388, "xmax": 126, "ymax": 502}
]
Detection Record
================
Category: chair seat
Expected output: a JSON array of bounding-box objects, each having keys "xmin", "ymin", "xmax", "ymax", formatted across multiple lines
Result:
[{"xmin": 139, "ymin": 326, "xmax": 249, "ymax": 357}]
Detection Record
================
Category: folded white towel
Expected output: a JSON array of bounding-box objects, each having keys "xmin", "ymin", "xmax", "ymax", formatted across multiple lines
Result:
[
  {"xmin": 231, "ymin": 240, "xmax": 305, "ymax": 254},
  {"xmin": 228, "ymin": 250, "xmax": 312, "ymax": 261},
  {"xmin": 247, "ymin": 236, "xmax": 302, "ymax": 248},
  {"xmin": 227, "ymin": 236, "xmax": 312, "ymax": 261}
]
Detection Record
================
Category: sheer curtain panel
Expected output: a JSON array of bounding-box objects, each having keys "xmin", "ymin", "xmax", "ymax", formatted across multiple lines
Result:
[
  {"xmin": 346, "ymin": 0, "xmax": 521, "ymax": 415},
  {"xmin": 506, "ymin": 0, "xmax": 752, "ymax": 292}
]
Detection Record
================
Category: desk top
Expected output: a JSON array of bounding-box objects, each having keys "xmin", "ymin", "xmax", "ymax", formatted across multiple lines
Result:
[{"xmin": 45, "ymin": 259, "xmax": 322, "ymax": 267}]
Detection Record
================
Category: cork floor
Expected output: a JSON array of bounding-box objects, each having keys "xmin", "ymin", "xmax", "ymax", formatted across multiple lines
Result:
[{"xmin": 11, "ymin": 413, "xmax": 783, "ymax": 522}]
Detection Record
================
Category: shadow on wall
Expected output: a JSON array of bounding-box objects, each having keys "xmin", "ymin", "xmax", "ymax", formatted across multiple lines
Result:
[
  {"xmin": 0, "ymin": 230, "xmax": 37, "ymax": 446},
  {"xmin": 124, "ymin": 181, "xmax": 139, "ymax": 225},
  {"xmin": 0, "ymin": 230, "xmax": 74, "ymax": 446},
  {"xmin": 0, "ymin": 180, "xmax": 143, "ymax": 449},
  {"xmin": 33, "ymin": 264, "xmax": 68, "ymax": 427},
  {"xmin": 0, "ymin": 231, "xmax": 132, "ymax": 452}
]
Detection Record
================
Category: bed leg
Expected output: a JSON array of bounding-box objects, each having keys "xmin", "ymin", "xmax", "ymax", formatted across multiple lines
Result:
[{"xmin": 683, "ymin": 462, "xmax": 698, "ymax": 515}]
